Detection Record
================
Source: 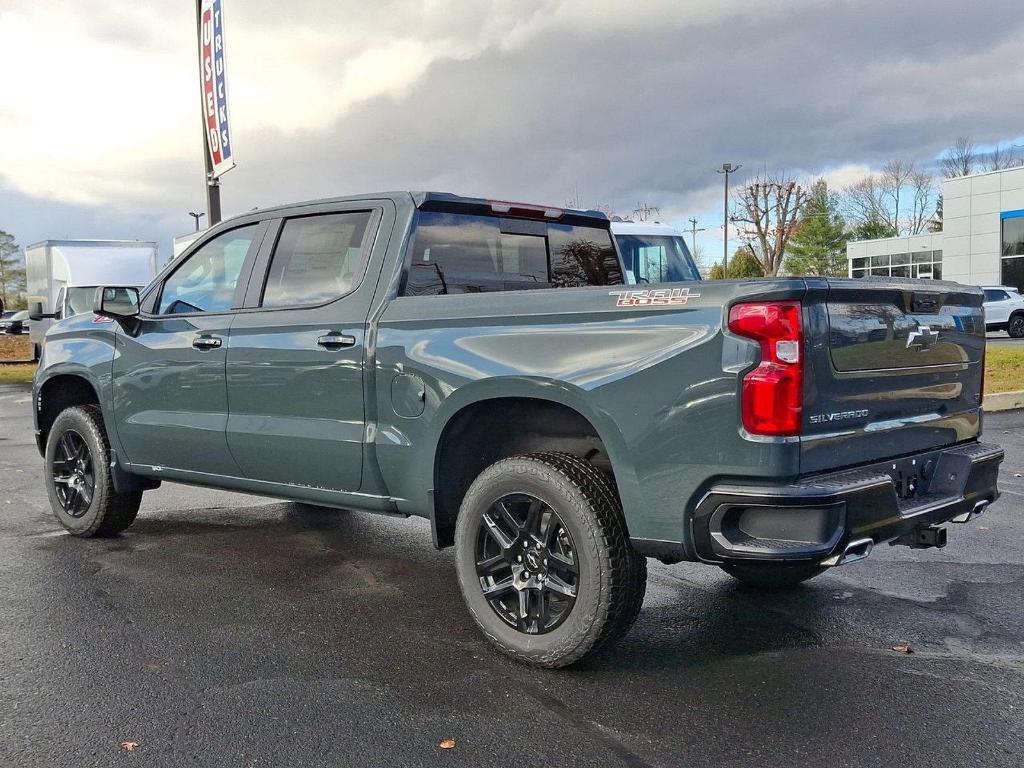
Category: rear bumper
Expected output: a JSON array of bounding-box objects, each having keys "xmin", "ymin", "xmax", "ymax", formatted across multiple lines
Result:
[{"xmin": 686, "ymin": 441, "xmax": 1003, "ymax": 565}]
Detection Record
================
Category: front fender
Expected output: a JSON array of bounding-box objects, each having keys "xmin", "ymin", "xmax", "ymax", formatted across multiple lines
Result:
[{"xmin": 33, "ymin": 316, "xmax": 121, "ymax": 458}]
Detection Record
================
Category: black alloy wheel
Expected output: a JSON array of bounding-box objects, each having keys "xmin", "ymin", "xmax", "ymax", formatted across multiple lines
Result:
[
  {"xmin": 51, "ymin": 429, "xmax": 95, "ymax": 518},
  {"xmin": 475, "ymin": 493, "xmax": 579, "ymax": 635},
  {"xmin": 45, "ymin": 404, "xmax": 142, "ymax": 537}
]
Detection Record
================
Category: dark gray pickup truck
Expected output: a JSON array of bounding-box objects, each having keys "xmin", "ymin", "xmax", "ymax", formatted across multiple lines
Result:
[{"xmin": 32, "ymin": 192, "xmax": 1003, "ymax": 667}]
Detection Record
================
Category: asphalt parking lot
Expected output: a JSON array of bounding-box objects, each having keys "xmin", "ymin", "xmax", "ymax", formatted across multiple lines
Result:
[
  {"xmin": 1, "ymin": 382, "xmax": 1022, "ymax": 768},
  {"xmin": 987, "ymin": 331, "xmax": 1024, "ymax": 346}
]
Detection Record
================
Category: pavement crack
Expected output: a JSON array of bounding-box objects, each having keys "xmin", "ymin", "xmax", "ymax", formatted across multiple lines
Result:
[{"xmin": 485, "ymin": 671, "xmax": 658, "ymax": 768}]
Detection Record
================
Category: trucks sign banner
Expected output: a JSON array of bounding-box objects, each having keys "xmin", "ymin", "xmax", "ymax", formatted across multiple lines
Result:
[{"xmin": 199, "ymin": 0, "xmax": 235, "ymax": 178}]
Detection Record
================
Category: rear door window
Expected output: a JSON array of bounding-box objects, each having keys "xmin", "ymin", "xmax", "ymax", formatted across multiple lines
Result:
[
  {"xmin": 260, "ymin": 212, "xmax": 374, "ymax": 308},
  {"xmin": 402, "ymin": 211, "xmax": 622, "ymax": 296}
]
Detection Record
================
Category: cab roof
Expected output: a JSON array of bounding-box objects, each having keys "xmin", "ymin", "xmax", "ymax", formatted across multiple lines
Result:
[{"xmin": 229, "ymin": 192, "xmax": 610, "ymax": 228}]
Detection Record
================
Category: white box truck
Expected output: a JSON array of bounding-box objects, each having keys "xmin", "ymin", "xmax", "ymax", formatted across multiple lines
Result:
[{"xmin": 26, "ymin": 240, "xmax": 158, "ymax": 352}]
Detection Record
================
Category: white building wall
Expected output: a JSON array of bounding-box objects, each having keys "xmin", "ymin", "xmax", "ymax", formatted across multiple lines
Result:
[{"xmin": 846, "ymin": 167, "xmax": 1024, "ymax": 287}]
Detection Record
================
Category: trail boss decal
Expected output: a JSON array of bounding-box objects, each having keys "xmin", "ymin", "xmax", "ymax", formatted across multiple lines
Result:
[{"xmin": 610, "ymin": 287, "xmax": 701, "ymax": 308}]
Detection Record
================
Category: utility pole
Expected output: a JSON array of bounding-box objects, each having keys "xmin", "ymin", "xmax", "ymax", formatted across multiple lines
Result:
[
  {"xmin": 196, "ymin": 0, "xmax": 222, "ymax": 225},
  {"xmin": 687, "ymin": 217, "xmax": 706, "ymax": 257},
  {"xmin": 716, "ymin": 163, "xmax": 741, "ymax": 274}
]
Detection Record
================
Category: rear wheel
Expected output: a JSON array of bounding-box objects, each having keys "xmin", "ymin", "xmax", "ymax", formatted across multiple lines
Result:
[
  {"xmin": 720, "ymin": 561, "xmax": 826, "ymax": 590},
  {"xmin": 45, "ymin": 405, "xmax": 142, "ymax": 537},
  {"xmin": 1008, "ymin": 313, "xmax": 1024, "ymax": 339},
  {"xmin": 454, "ymin": 452, "xmax": 646, "ymax": 668}
]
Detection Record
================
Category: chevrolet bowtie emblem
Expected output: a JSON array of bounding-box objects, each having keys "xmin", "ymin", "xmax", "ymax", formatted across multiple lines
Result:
[{"xmin": 906, "ymin": 325, "xmax": 939, "ymax": 351}]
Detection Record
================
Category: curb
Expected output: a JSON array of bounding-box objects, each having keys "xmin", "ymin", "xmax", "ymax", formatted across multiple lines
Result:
[{"xmin": 984, "ymin": 390, "xmax": 1024, "ymax": 412}]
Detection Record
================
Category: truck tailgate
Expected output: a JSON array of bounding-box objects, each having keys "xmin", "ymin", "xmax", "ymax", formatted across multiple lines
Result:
[{"xmin": 801, "ymin": 278, "xmax": 986, "ymax": 474}]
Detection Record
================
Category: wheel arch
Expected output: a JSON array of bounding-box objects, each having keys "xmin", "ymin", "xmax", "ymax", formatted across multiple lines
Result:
[
  {"xmin": 36, "ymin": 372, "xmax": 102, "ymax": 454},
  {"xmin": 427, "ymin": 381, "xmax": 636, "ymax": 549}
]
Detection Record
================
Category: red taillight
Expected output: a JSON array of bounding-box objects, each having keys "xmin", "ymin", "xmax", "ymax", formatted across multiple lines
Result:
[{"xmin": 728, "ymin": 301, "xmax": 803, "ymax": 436}]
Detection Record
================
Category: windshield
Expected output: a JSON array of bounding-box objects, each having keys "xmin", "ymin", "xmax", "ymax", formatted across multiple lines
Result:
[
  {"xmin": 614, "ymin": 234, "xmax": 701, "ymax": 284},
  {"xmin": 65, "ymin": 287, "xmax": 100, "ymax": 317}
]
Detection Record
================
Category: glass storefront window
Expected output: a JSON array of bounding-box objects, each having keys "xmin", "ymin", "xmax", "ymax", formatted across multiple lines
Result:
[
  {"xmin": 848, "ymin": 249, "xmax": 941, "ymax": 280},
  {"xmin": 1002, "ymin": 256, "xmax": 1024, "ymax": 291},
  {"xmin": 1002, "ymin": 214, "xmax": 1024, "ymax": 257}
]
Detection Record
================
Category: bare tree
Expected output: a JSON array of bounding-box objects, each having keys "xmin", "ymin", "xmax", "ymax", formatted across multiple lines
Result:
[
  {"xmin": 882, "ymin": 160, "xmax": 914, "ymax": 229},
  {"xmin": 844, "ymin": 175, "xmax": 895, "ymax": 235},
  {"xmin": 733, "ymin": 175, "xmax": 808, "ymax": 277},
  {"xmin": 985, "ymin": 144, "xmax": 1023, "ymax": 172},
  {"xmin": 940, "ymin": 136, "xmax": 976, "ymax": 178},
  {"xmin": 631, "ymin": 202, "xmax": 661, "ymax": 222},
  {"xmin": 843, "ymin": 161, "xmax": 934, "ymax": 237},
  {"xmin": 908, "ymin": 170, "xmax": 935, "ymax": 235}
]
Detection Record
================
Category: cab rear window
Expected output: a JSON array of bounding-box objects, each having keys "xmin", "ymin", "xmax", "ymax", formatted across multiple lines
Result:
[{"xmin": 401, "ymin": 211, "xmax": 623, "ymax": 296}]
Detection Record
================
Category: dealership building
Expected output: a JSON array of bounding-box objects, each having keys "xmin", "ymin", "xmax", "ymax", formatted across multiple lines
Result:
[{"xmin": 846, "ymin": 166, "xmax": 1024, "ymax": 290}]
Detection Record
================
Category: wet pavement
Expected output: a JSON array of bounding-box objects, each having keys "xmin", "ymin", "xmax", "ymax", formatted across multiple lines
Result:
[{"xmin": 1, "ymin": 382, "xmax": 1021, "ymax": 767}]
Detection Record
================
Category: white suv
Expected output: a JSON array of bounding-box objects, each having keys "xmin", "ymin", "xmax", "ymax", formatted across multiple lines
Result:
[{"xmin": 982, "ymin": 286, "xmax": 1024, "ymax": 338}]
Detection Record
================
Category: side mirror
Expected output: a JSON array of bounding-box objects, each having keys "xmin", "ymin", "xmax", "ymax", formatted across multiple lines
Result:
[
  {"xmin": 93, "ymin": 286, "xmax": 140, "ymax": 319},
  {"xmin": 29, "ymin": 301, "xmax": 58, "ymax": 321}
]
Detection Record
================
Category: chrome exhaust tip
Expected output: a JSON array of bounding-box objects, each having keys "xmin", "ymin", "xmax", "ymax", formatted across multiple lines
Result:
[
  {"xmin": 821, "ymin": 537, "xmax": 874, "ymax": 567},
  {"xmin": 951, "ymin": 499, "xmax": 989, "ymax": 524}
]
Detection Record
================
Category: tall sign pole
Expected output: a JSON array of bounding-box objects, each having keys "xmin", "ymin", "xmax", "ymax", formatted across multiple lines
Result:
[{"xmin": 196, "ymin": 0, "xmax": 235, "ymax": 225}]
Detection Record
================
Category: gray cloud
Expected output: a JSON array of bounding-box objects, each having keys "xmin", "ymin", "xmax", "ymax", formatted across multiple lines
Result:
[{"xmin": 3, "ymin": 0, "xmax": 1023, "ymax": 253}]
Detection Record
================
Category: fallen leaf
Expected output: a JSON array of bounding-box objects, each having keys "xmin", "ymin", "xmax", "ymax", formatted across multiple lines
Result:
[
  {"xmin": 120, "ymin": 741, "xmax": 138, "ymax": 752},
  {"xmin": 891, "ymin": 643, "xmax": 913, "ymax": 654},
  {"xmin": 439, "ymin": 739, "xmax": 456, "ymax": 749}
]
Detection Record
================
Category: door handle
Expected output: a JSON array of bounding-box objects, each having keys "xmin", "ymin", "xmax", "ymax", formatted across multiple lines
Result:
[
  {"xmin": 316, "ymin": 332, "xmax": 357, "ymax": 350},
  {"xmin": 192, "ymin": 335, "xmax": 223, "ymax": 350}
]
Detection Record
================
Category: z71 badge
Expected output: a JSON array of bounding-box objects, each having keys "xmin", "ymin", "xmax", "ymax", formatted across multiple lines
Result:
[{"xmin": 610, "ymin": 287, "xmax": 701, "ymax": 308}]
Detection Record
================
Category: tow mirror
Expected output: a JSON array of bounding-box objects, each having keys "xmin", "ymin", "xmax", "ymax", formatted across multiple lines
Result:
[
  {"xmin": 93, "ymin": 286, "xmax": 140, "ymax": 320},
  {"xmin": 29, "ymin": 301, "xmax": 59, "ymax": 321}
]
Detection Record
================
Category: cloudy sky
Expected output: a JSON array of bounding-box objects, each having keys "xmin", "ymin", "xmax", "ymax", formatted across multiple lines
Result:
[{"xmin": 2, "ymin": 0, "xmax": 1023, "ymax": 261}]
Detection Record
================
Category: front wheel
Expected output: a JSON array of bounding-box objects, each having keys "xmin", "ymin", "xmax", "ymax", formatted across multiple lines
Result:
[
  {"xmin": 720, "ymin": 561, "xmax": 826, "ymax": 590},
  {"xmin": 1008, "ymin": 313, "xmax": 1024, "ymax": 339},
  {"xmin": 454, "ymin": 452, "xmax": 646, "ymax": 668},
  {"xmin": 45, "ymin": 405, "xmax": 142, "ymax": 537}
]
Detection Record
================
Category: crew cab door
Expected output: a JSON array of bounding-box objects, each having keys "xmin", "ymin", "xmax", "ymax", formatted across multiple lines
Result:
[
  {"xmin": 224, "ymin": 203, "xmax": 390, "ymax": 492},
  {"xmin": 112, "ymin": 223, "xmax": 265, "ymax": 475}
]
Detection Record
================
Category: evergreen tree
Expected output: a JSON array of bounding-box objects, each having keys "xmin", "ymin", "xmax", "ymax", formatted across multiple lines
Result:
[
  {"xmin": 928, "ymin": 194, "xmax": 943, "ymax": 233},
  {"xmin": 0, "ymin": 231, "xmax": 26, "ymax": 310},
  {"xmin": 708, "ymin": 247, "xmax": 765, "ymax": 279},
  {"xmin": 785, "ymin": 181, "xmax": 848, "ymax": 276}
]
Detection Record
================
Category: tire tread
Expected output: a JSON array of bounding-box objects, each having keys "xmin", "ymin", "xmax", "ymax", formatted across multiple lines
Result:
[{"xmin": 456, "ymin": 451, "xmax": 645, "ymax": 667}]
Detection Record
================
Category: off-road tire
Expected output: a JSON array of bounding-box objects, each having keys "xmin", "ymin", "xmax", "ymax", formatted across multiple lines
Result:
[
  {"xmin": 45, "ymin": 405, "xmax": 142, "ymax": 537},
  {"xmin": 454, "ymin": 451, "xmax": 646, "ymax": 668},
  {"xmin": 720, "ymin": 561, "xmax": 826, "ymax": 590}
]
